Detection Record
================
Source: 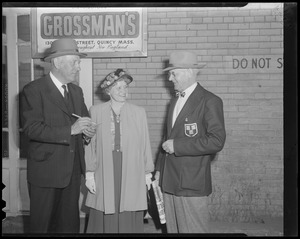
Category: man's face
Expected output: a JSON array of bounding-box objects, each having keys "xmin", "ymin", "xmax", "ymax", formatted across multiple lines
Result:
[
  {"xmin": 168, "ymin": 69, "xmax": 189, "ymax": 92},
  {"xmin": 56, "ymin": 55, "xmax": 81, "ymax": 83}
]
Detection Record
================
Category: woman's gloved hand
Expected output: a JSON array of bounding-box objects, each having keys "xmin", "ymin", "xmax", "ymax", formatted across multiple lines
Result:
[
  {"xmin": 85, "ymin": 172, "xmax": 96, "ymax": 194},
  {"xmin": 145, "ymin": 173, "xmax": 152, "ymax": 191}
]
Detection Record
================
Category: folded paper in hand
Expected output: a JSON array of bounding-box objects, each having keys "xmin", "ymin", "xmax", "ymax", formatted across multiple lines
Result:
[{"xmin": 151, "ymin": 180, "xmax": 166, "ymax": 224}]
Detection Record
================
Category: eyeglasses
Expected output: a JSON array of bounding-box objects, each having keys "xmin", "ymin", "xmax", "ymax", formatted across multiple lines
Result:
[{"xmin": 168, "ymin": 71, "xmax": 176, "ymax": 78}]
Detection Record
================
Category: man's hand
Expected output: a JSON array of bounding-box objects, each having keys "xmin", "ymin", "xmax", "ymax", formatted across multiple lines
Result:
[
  {"xmin": 162, "ymin": 139, "xmax": 174, "ymax": 154},
  {"xmin": 85, "ymin": 172, "xmax": 96, "ymax": 194},
  {"xmin": 154, "ymin": 171, "xmax": 160, "ymax": 182},
  {"xmin": 83, "ymin": 121, "xmax": 97, "ymax": 138},
  {"xmin": 71, "ymin": 117, "xmax": 93, "ymax": 135}
]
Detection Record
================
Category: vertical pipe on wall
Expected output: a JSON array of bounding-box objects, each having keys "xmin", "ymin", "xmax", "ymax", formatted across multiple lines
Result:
[
  {"xmin": 6, "ymin": 8, "xmax": 20, "ymax": 216},
  {"xmin": 79, "ymin": 58, "xmax": 93, "ymax": 109}
]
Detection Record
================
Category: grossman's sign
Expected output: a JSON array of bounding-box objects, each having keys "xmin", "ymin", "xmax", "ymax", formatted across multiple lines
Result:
[{"xmin": 31, "ymin": 8, "xmax": 147, "ymax": 58}]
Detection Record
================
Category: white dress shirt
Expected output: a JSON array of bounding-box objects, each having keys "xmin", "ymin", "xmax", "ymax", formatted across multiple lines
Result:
[
  {"xmin": 50, "ymin": 71, "xmax": 68, "ymax": 97},
  {"xmin": 172, "ymin": 82, "xmax": 197, "ymax": 127}
]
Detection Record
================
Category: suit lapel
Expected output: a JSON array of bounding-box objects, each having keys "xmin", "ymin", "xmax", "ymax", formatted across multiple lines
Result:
[
  {"xmin": 44, "ymin": 74, "xmax": 71, "ymax": 117},
  {"xmin": 68, "ymin": 83, "xmax": 81, "ymax": 116}
]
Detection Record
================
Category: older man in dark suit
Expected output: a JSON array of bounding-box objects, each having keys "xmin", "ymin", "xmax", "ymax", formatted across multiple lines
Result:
[
  {"xmin": 155, "ymin": 51, "xmax": 226, "ymax": 233},
  {"xmin": 20, "ymin": 38, "xmax": 96, "ymax": 234}
]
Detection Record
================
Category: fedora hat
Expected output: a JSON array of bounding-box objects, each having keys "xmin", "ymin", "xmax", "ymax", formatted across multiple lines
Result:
[
  {"xmin": 44, "ymin": 38, "xmax": 87, "ymax": 62},
  {"xmin": 163, "ymin": 51, "xmax": 206, "ymax": 71}
]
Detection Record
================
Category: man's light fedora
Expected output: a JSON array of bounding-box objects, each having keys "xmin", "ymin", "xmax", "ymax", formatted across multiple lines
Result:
[
  {"xmin": 163, "ymin": 51, "xmax": 206, "ymax": 71},
  {"xmin": 44, "ymin": 38, "xmax": 87, "ymax": 62}
]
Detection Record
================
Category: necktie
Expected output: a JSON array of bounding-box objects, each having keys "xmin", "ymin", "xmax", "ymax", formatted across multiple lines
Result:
[
  {"xmin": 62, "ymin": 84, "xmax": 69, "ymax": 104},
  {"xmin": 176, "ymin": 91, "xmax": 185, "ymax": 97}
]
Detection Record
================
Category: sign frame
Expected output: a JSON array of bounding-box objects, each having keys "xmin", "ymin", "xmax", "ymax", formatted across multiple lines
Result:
[{"xmin": 31, "ymin": 7, "xmax": 148, "ymax": 59}]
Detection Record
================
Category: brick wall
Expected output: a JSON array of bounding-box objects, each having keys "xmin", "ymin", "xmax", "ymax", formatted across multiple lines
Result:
[{"xmin": 92, "ymin": 3, "xmax": 283, "ymax": 222}]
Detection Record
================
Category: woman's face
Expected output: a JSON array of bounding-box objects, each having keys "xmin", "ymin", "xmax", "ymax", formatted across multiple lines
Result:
[{"xmin": 109, "ymin": 80, "xmax": 129, "ymax": 103}]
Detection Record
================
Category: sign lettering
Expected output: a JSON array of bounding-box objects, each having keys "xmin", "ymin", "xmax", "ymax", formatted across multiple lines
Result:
[
  {"xmin": 232, "ymin": 57, "xmax": 283, "ymax": 69},
  {"xmin": 41, "ymin": 12, "xmax": 139, "ymax": 39}
]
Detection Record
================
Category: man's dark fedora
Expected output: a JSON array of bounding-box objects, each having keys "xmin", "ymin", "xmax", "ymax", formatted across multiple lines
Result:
[{"xmin": 44, "ymin": 38, "xmax": 87, "ymax": 62}]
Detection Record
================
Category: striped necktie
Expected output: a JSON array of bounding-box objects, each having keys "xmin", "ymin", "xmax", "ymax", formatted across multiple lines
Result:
[{"xmin": 62, "ymin": 84, "xmax": 69, "ymax": 104}]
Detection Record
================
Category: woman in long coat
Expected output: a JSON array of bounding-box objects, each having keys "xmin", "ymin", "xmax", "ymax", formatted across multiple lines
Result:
[{"xmin": 84, "ymin": 69, "xmax": 154, "ymax": 233}]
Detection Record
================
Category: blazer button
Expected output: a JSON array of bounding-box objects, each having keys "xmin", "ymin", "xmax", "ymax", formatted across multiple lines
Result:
[{"xmin": 70, "ymin": 149, "xmax": 74, "ymax": 153}]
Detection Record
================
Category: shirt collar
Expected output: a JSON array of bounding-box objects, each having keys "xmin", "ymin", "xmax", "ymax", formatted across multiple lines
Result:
[
  {"xmin": 182, "ymin": 82, "xmax": 197, "ymax": 99},
  {"xmin": 50, "ymin": 71, "xmax": 68, "ymax": 92}
]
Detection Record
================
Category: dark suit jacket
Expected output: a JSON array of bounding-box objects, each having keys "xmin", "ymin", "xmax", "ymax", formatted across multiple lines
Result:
[
  {"xmin": 155, "ymin": 83, "xmax": 226, "ymax": 197},
  {"xmin": 21, "ymin": 74, "xmax": 89, "ymax": 188}
]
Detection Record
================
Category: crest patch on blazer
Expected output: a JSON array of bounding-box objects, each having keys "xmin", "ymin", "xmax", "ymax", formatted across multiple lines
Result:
[{"xmin": 184, "ymin": 123, "xmax": 198, "ymax": 137}]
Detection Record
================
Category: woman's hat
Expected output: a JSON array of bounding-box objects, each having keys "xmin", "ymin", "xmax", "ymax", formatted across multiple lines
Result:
[
  {"xmin": 100, "ymin": 69, "xmax": 133, "ymax": 90},
  {"xmin": 163, "ymin": 51, "xmax": 206, "ymax": 71},
  {"xmin": 44, "ymin": 38, "xmax": 87, "ymax": 62}
]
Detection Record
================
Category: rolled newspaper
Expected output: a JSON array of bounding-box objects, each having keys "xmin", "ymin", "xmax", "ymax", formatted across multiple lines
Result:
[{"xmin": 151, "ymin": 180, "xmax": 166, "ymax": 224}]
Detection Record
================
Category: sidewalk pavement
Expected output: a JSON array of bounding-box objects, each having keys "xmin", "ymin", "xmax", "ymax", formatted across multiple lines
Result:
[
  {"xmin": 2, "ymin": 215, "xmax": 284, "ymax": 236},
  {"xmin": 143, "ymin": 216, "xmax": 284, "ymax": 236}
]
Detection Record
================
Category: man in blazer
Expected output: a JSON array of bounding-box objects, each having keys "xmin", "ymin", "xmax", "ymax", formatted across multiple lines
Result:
[
  {"xmin": 20, "ymin": 38, "xmax": 96, "ymax": 234},
  {"xmin": 155, "ymin": 51, "xmax": 226, "ymax": 233}
]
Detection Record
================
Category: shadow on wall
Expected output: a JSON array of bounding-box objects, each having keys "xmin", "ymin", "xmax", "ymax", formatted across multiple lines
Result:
[
  {"xmin": 162, "ymin": 58, "xmax": 175, "ymax": 97},
  {"xmin": 95, "ymin": 81, "xmax": 110, "ymax": 102}
]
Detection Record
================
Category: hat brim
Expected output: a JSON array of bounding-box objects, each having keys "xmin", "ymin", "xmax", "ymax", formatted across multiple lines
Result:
[
  {"xmin": 162, "ymin": 63, "xmax": 206, "ymax": 71},
  {"xmin": 44, "ymin": 51, "xmax": 87, "ymax": 62}
]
